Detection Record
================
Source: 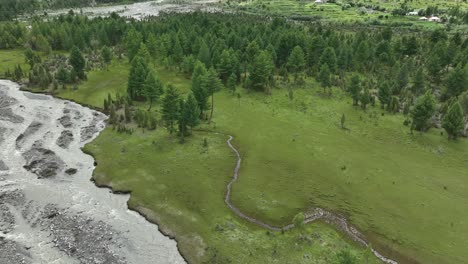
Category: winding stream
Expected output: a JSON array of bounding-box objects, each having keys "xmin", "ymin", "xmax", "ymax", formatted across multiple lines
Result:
[
  {"xmin": 0, "ymin": 80, "xmax": 185, "ymax": 264},
  {"xmin": 225, "ymin": 136, "xmax": 398, "ymax": 264}
]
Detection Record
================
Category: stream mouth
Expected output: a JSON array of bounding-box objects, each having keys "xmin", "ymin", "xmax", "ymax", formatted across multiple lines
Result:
[{"xmin": 0, "ymin": 80, "xmax": 185, "ymax": 264}]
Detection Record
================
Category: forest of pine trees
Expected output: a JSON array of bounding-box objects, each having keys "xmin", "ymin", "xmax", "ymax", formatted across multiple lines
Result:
[{"xmin": 1, "ymin": 11, "xmax": 468, "ymax": 140}]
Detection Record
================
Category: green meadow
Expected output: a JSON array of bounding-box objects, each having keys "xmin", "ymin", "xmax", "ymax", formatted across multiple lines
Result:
[
  {"xmin": 75, "ymin": 62, "xmax": 380, "ymax": 263},
  {"xmin": 54, "ymin": 60, "xmax": 468, "ymax": 263},
  {"xmin": 0, "ymin": 49, "xmax": 30, "ymax": 77}
]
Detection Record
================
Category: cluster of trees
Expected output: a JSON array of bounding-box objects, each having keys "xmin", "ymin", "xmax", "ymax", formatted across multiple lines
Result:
[{"xmin": 1, "ymin": 11, "xmax": 467, "ymax": 139}]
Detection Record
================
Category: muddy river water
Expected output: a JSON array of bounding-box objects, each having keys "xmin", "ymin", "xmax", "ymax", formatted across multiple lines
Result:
[{"xmin": 0, "ymin": 80, "xmax": 185, "ymax": 264}]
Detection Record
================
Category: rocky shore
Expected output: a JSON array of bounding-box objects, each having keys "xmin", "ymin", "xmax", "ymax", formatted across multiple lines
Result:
[{"xmin": 0, "ymin": 80, "xmax": 185, "ymax": 264}]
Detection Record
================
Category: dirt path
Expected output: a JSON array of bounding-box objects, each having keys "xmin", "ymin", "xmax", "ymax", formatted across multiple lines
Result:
[{"xmin": 224, "ymin": 135, "xmax": 398, "ymax": 264}]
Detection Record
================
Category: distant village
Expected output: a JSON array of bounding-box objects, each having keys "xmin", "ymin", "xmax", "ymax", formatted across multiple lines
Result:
[{"xmin": 406, "ymin": 11, "xmax": 442, "ymax": 22}]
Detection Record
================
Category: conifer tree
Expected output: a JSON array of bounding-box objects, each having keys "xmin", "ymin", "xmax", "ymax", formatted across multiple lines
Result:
[
  {"xmin": 127, "ymin": 56, "xmax": 148, "ymax": 100},
  {"xmin": 205, "ymin": 68, "xmax": 223, "ymax": 123},
  {"xmin": 144, "ymin": 68, "xmax": 164, "ymax": 110},
  {"xmin": 162, "ymin": 84, "xmax": 180, "ymax": 134},
  {"xmin": 411, "ymin": 91, "xmax": 436, "ymax": 132},
  {"xmin": 287, "ymin": 46, "xmax": 305, "ymax": 83},
  {"xmin": 191, "ymin": 61, "xmax": 209, "ymax": 116},
  {"xmin": 69, "ymin": 46, "xmax": 85, "ymax": 79},
  {"xmin": 227, "ymin": 72, "xmax": 237, "ymax": 94},
  {"xmin": 318, "ymin": 64, "xmax": 331, "ymax": 93},
  {"xmin": 443, "ymin": 101, "xmax": 464, "ymax": 140},
  {"xmin": 349, "ymin": 74, "xmax": 360, "ymax": 106}
]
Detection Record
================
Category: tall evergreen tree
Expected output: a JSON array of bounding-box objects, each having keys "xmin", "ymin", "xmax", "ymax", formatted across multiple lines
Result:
[
  {"xmin": 227, "ymin": 72, "xmax": 237, "ymax": 94},
  {"xmin": 143, "ymin": 68, "xmax": 164, "ymax": 110},
  {"xmin": 360, "ymin": 87, "xmax": 371, "ymax": 110},
  {"xmin": 348, "ymin": 74, "xmax": 361, "ymax": 106},
  {"xmin": 411, "ymin": 91, "xmax": 436, "ymax": 132},
  {"xmin": 443, "ymin": 101, "xmax": 464, "ymax": 140},
  {"xmin": 180, "ymin": 92, "xmax": 201, "ymax": 134},
  {"xmin": 205, "ymin": 68, "xmax": 223, "ymax": 123},
  {"xmin": 124, "ymin": 27, "xmax": 143, "ymax": 62},
  {"xmin": 127, "ymin": 56, "xmax": 149, "ymax": 100},
  {"xmin": 192, "ymin": 61, "xmax": 209, "ymax": 116},
  {"xmin": 318, "ymin": 63, "xmax": 331, "ymax": 93},
  {"xmin": 446, "ymin": 65, "xmax": 467, "ymax": 98},
  {"xmin": 101, "ymin": 45, "xmax": 112, "ymax": 68},
  {"xmin": 287, "ymin": 45, "xmax": 305, "ymax": 83},
  {"xmin": 162, "ymin": 84, "xmax": 180, "ymax": 134},
  {"xmin": 147, "ymin": 33, "xmax": 158, "ymax": 60},
  {"xmin": 319, "ymin": 47, "xmax": 337, "ymax": 73},
  {"xmin": 198, "ymin": 40, "xmax": 211, "ymax": 67},
  {"xmin": 248, "ymin": 51, "xmax": 274, "ymax": 92},
  {"xmin": 412, "ymin": 68, "xmax": 425, "ymax": 95},
  {"xmin": 378, "ymin": 81, "xmax": 392, "ymax": 109},
  {"xmin": 69, "ymin": 46, "xmax": 85, "ymax": 79}
]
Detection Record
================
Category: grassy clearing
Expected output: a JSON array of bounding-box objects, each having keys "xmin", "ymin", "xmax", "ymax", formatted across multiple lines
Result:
[
  {"xmin": 212, "ymin": 85, "xmax": 468, "ymax": 264},
  {"xmin": 0, "ymin": 49, "xmax": 30, "ymax": 77},
  {"xmin": 65, "ymin": 62, "xmax": 467, "ymax": 263}
]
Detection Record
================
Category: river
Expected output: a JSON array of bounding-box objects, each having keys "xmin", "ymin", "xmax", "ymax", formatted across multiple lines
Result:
[
  {"xmin": 0, "ymin": 80, "xmax": 185, "ymax": 264},
  {"xmin": 43, "ymin": 0, "xmax": 220, "ymax": 20}
]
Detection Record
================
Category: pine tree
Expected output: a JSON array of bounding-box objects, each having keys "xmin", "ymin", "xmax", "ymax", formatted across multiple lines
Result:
[
  {"xmin": 348, "ymin": 74, "xmax": 360, "ymax": 106},
  {"xmin": 180, "ymin": 92, "xmax": 200, "ymax": 134},
  {"xmin": 205, "ymin": 68, "xmax": 223, "ymax": 123},
  {"xmin": 172, "ymin": 36, "xmax": 183, "ymax": 65},
  {"xmin": 412, "ymin": 68, "xmax": 425, "ymax": 95},
  {"xmin": 162, "ymin": 84, "xmax": 180, "ymax": 134},
  {"xmin": 411, "ymin": 91, "xmax": 436, "ymax": 132},
  {"xmin": 287, "ymin": 46, "xmax": 305, "ymax": 83},
  {"xmin": 360, "ymin": 87, "xmax": 371, "ymax": 110},
  {"xmin": 218, "ymin": 49, "xmax": 233, "ymax": 83},
  {"xmin": 378, "ymin": 81, "xmax": 392, "ymax": 109},
  {"xmin": 443, "ymin": 101, "xmax": 464, "ymax": 140},
  {"xmin": 191, "ymin": 61, "xmax": 209, "ymax": 116},
  {"xmin": 248, "ymin": 51, "xmax": 274, "ymax": 92},
  {"xmin": 227, "ymin": 72, "xmax": 237, "ymax": 94},
  {"xmin": 446, "ymin": 65, "xmax": 467, "ymax": 98},
  {"xmin": 318, "ymin": 63, "xmax": 331, "ymax": 93},
  {"xmin": 101, "ymin": 46, "xmax": 112, "ymax": 68},
  {"xmin": 147, "ymin": 33, "xmax": 158, "ymax": 60},
  {"xmin": 320, "ymin": 47, "xmax": 337, "ymax": 73},
  {"xmin": 197, "ymin": 40, "xmax": 211, "ymax": 67},
  {"xmin": 144, "ymin": 68, "xmax": 164, "ymax": 110},
  {"xmin": 136, "ymin": 43, "xmax": 151, "ymax": 64},
  {"xmin": 124, "ymin": 27, "xmax": 143, "ymax": 62},
  {"xmin": 397, "ymin": 63, "xmax": 409, "ymax": 91},
  {"xmin": 127, "ymin": 56, "xmax": 148, "ymax": 100},
  {"xmin": 69, "ymin": 46, "xmax": 85, "ymax": 79}
]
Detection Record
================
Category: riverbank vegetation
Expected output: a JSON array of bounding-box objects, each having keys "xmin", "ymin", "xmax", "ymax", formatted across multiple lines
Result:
[{"xmin": 1, "ymin": 8, "xmax": 468, "ymax": 264}]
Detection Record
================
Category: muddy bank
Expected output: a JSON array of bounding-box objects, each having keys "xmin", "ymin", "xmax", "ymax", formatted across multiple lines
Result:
[{"xmin": 0, "ymin": 80, "xmax": 185, "ymax": 264}]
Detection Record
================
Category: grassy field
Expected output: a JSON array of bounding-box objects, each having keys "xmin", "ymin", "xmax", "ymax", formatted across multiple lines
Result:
[
  {"xmin": 77, "ymin": 63, "xmax": 379, "ymax": 263},
  {"xmin": 4, "ymin": 45, "xmax": 466, "ymax": 263},
  {"xmin": 0, "ymin": 49, "xmax": 30, "ymax": 78},
  {"xmin": 64, "ymin": 59, "xmax": 468, "ymax": 264}
]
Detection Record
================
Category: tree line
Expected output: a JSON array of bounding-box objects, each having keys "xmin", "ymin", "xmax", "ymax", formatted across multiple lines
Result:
[{"xmin": 1, "ymin": 11, "xmax": 467, "ymax": 139}]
